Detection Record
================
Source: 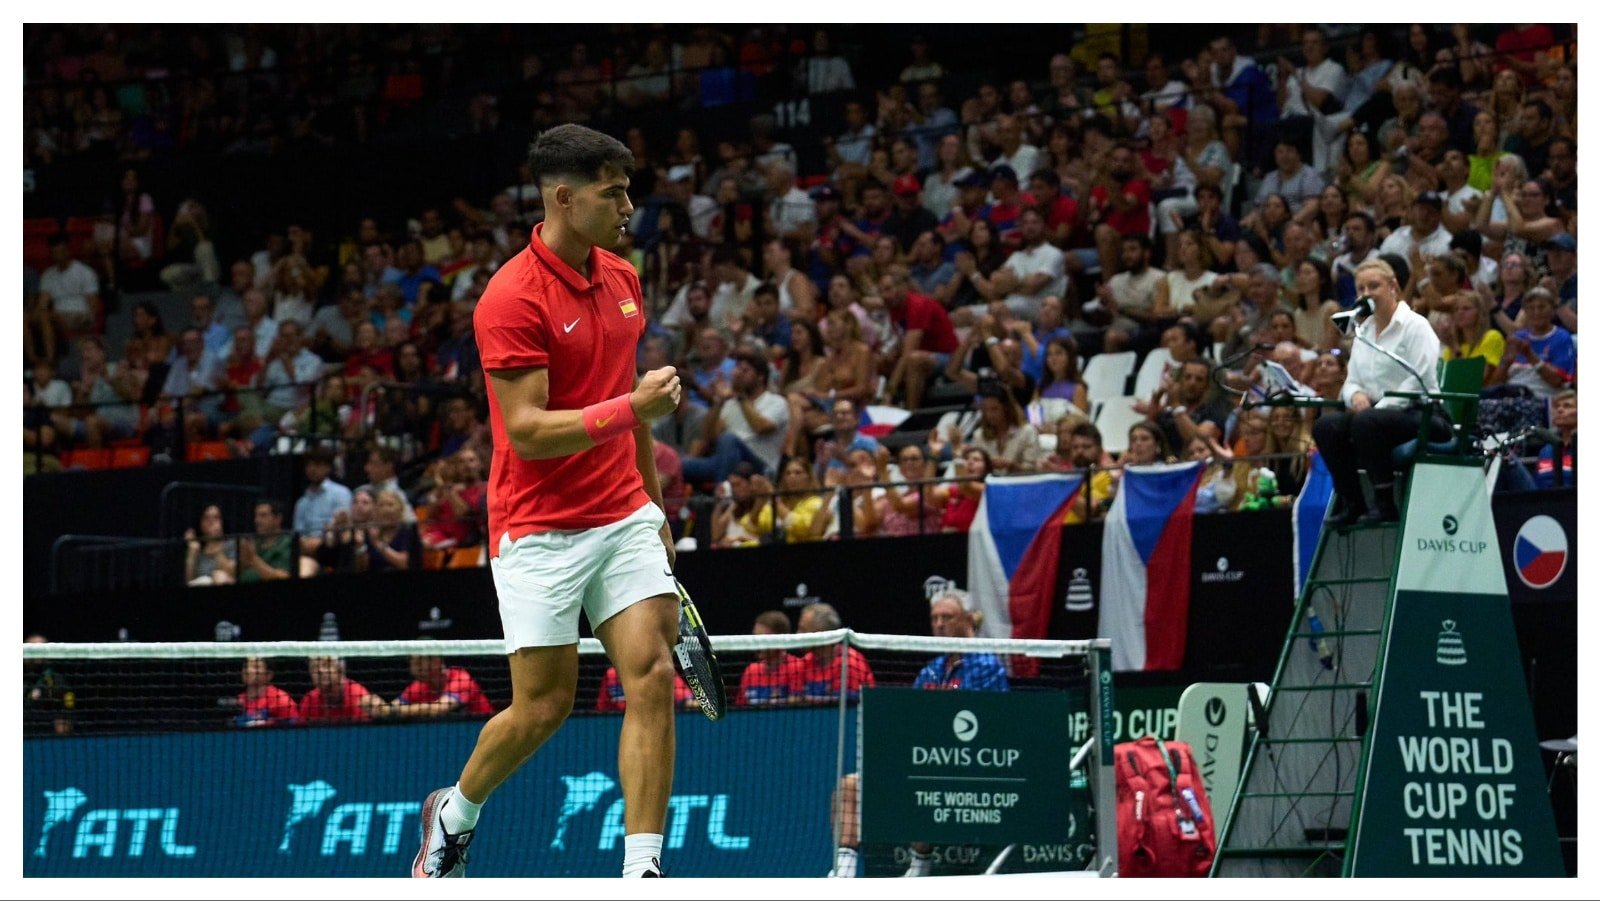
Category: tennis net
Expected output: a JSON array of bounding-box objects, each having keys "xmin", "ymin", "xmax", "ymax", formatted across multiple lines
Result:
[{"xmin": 23, "ymin": 631, "xmax": 1112, "ymax": 877}]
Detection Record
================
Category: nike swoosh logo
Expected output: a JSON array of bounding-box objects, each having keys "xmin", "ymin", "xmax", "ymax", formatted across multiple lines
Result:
[
  {"xmin": 596, "ymin": 415, "xmax": 614, "ymax": 428},
  {"xmin": 564, "ymin": 319, "xmax": 580, "ymax": 333}
]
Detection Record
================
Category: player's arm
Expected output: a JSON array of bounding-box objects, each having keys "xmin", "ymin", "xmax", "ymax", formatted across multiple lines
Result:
[{"xmin": 488, "ymin": 365, "xmax": 681, "ymax": 460}]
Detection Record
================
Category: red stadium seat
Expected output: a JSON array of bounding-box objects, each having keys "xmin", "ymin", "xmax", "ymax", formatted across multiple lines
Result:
[
  {"xmin": 111, "ymin": 445, "xmax": 151, "ymax": 468},
  {"xmin": 185, "ymin": 440, "xmax": 232, "ymax": 462},
  {"xmin": 62, "ymin": 216, "xmax": 99, "ymax": 259},
  {"xmin": 61, "ymin": 449, "xmax": 113, "ymax": 470},
  {"xmin": 24, "ymin": 218, "xmax": 58, "ymax": 271}
]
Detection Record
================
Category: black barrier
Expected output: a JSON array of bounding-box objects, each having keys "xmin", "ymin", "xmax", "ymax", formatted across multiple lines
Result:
[
  {"xmin": 26, "ymin": 496, "xmax": 1574, "ymax": 701},
  {"xmin": 23, "ymin": 455, "xmax": 301, "ymax": 599},
  {"xmin": 1045, "ymin": 509, "xmax": 1295, "ymax": 686}
]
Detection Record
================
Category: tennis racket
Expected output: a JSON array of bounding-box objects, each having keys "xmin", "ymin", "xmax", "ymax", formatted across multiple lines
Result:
[{"xmin": 671, "ymin": 577, "xmax": 727, "ymax": 721}]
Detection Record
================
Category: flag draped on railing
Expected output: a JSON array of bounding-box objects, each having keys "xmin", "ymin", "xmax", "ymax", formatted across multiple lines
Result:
[
  {"xmin": 1097, "ymin": 461, "xmax": 1203, "ymax": 672},
  {"xmin": 967, "ymin": 473, "xmax": 1086, "ymax": 643}
]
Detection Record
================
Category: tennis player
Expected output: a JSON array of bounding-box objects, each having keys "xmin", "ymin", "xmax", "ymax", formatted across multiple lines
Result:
[{"xmin": 413, "ymin": 124, "xmax": 682, "ymax": 879}]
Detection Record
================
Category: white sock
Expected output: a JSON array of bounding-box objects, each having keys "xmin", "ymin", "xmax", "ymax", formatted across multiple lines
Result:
[
  {"xmin": 905, "ymin": 849, "xmax": 933, "ymax": 877},
  {"xmin": 622, "ymin": 833, "xmax": 664, "ymax": 877},
  {"xmin": 440, "ymin": 783, "xmax": 482, "ymax": 834},
  {"xmin": 831, "ymin": 846, "xmax": 859, "ymax": 877}
]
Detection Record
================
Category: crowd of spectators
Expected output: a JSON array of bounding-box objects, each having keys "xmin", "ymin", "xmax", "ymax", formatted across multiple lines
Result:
[{"xmin": 25, "ymin": 23, "xmax": 1578, "ymax": 574}]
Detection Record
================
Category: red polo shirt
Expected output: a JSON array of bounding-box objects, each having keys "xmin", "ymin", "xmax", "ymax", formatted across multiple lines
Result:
[
  {"xmin": 300, "ymin": 678, "xmax": 375, "ymax": 723},
  {"xmin": 475, "ymin": 223, "xmax": 649, "ymax": 548},
  {"xmin": 399, "ymin": 666, "xmax": 495, "ymax": 716},
  {"xmin": 892, "ymin": 291, "xmax": 961, "ymax": 354}
]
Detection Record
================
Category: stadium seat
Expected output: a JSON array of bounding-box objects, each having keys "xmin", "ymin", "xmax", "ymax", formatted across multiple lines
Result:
[
  {"xmin": 422, "ymin": 548, "xmax": 448, "ymax": 571},
  {"xmin": 62, "ymin": 216, "xmax": 99, "ymax": 258},
  {"xmin": 111, "ymin": 445, "xmax": 151, "ymax": 468},
  {"xmin": 1093, "ymin": 395, "xmax": 1144, "ymax": 456},
  {"xmin": 1133, "ymin": 348, "xmax": 1175, "ymax": 400},
  {"xmin": 1081, "ymin": 351, "xmax": 1137, "ymax": 404},
  {"xmin": 447, "ymin": 546, "xmax": 484, "ymax": 569},
  {"xmin": 61, "ymin": 449, "xmax": 113, "ymax": 470},
  {"xmin": 185, "ymin": 440, "xmax": 232, "ymax": 462},
  {"xmin": 24, "ymin": 218, "xmax": 58, "ymax": 271}
]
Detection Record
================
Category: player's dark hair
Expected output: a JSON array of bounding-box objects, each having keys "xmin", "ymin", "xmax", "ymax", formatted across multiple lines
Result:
[{"xmin": 527, "ymin": 124, "xmax": 635, "ymax": 189}]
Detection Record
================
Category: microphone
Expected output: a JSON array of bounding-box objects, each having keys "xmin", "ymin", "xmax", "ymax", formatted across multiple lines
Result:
[{"xmin": 1330, "ymin": 296, "xmax": 1377, "ymax": 337}]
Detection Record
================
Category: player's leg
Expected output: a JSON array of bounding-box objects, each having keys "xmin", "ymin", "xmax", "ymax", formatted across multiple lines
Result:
[
  {"xmin": 458, "ymin": 644, "xmax": 581, "ymax": 802},
  {"xmin": 585, "ymin": 502, "xmax": 681, "ymax": 877},
  {"xmin": 828, "ymin": 773, "xmax": 861, "ymax": 877},
  {"xmin": 414, "ymin": 645, "xmax": 580, "ymax": 878},
  {"xmin": 593, "ymin": 593, "xmax": 678, "ymax": 876},
  {"xmin": 413, "ymin": 529, "xmax": 591, "ymax": 877}
]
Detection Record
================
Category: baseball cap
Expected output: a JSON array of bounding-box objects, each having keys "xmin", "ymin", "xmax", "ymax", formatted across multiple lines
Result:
[
  {"xmin": 1413, "ymin": 191, "xmax": 1443, "ymax": 209},
  {"xmin": 1448, "ymin": 229, "xmax": 1483, "ymax": 257},
  {"xmin": 1544, "ymin": 233, "xmax": 1576, "ymax": 252},
  {"xmin": 892, "ymin": 174, "xmax": 922, "ymax": 196},
  {"xmin": 667, "ymin": 165, "xmax": 695, "ymax": 183},
  {"xmin": 809, "ymin": 183, "xmax": 840, "ymax": 202},
  {"xmin": 955, "ymin": 170, "xmax": 990, "ymax": 190},
  {"xmin": 989, "ymin": 164, "xmax": 1019, "ymax": 184}
]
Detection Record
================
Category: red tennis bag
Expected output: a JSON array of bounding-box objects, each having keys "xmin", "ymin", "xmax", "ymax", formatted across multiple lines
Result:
[{"xmin": 1114, "ymin": 736, "xmax": 1217, "ymax": 877}]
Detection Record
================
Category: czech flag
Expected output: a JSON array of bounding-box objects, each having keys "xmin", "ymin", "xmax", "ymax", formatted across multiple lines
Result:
[
  {"xmin": 1292, "ymin": 451, "xmax": 1335, "ymax": 595},
  {"xmin": 1098, "ymin": 462, "xmax": 1203, "ymax": 671},
  {"xmin": 967, "ymin": 473, "xmax": 1087, "ymax": 644},
  {"xmin": 858, "ymin": 405, "xmax": 912, "ymax": 439}
]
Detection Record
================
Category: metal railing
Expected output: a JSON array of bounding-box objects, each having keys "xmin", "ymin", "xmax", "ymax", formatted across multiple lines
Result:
[{"xmin": 23, "ymin": 371, "xmax": 457, "ymax": 475}]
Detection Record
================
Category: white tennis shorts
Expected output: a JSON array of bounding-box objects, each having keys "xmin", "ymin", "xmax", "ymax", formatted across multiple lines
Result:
[{"xmin": 490, "ymin": 501, "xmax": 676, "ymax": 652}]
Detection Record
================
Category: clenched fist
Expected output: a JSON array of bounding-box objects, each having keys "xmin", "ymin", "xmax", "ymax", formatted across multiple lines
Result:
[{"xmin": 631, "ymin": 366, "xmax": 682, "ymax": 422}]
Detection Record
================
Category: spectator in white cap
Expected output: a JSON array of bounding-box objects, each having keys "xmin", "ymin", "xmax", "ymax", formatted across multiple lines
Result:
[
  {"xmin": 765, "ymin": 159, "xmax": 816, "ymax": 241},
  {"xmin": 1378, "ymin": 191, "xmax": 1452, "ymax": 260},
  {"xmin": 665, "ymin": 164, "xmax": 718, "ymax": 240}
]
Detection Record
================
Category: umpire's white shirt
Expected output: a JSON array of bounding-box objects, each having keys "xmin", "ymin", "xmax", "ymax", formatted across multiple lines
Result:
[{"xmin": 1341, "ymin": 301, "xmax": 1440, "ymax": 410}]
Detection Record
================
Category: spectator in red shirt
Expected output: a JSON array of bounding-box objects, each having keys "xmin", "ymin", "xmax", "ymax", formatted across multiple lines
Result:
[
  {"xmin": 301, "ymin": 655, "xmax": 389, "ymax": 723},
  {"xmin": 882, "ymin": 267, "xmax": 960, "ymax": 409},
  {"xmin": 983, "ymin": 165, "xmax": 1029, "ymax": 247},
  {"xmin": 235, "ymin": 656, "xmax": 298, "ymax": 727},
  {"xmin": 1028, "ymin": 169, "xmax": 1080, "ymax": 248},
  {"xmin": 1088, "ymin": 142, "xmax": 1153, "ymax": 278},
  {"xmin": 221, "ymin": 325, "xmax": 264, "ymax": 418},
  {"xmin": 738, "ymin": 610, "xmax": 807, "ymax": 706},
  {"xmin": 796, "ymin": 603, "xmax": 876, "ymax": 702},
  {"xmin": 420, "ymin": 451, "xmax": 487, "ymax": 549},
  {"xmin": 936, "ymin": 447, "xmax": 991, "ymax": 533},
  {"xmin": 1494, "ymin": 24, "xmax": 1556, "ymax": 88},
  {"xmin": 344, "ymin": 321, "xmax": 395, "ymax": 380},
  {"xmin": 394, "ymin": 652, "xmax": 495, "ymax": 718}
]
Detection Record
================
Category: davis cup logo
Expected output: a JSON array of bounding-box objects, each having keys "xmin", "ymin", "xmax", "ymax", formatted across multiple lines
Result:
[
  {"xmin": 1514, "ymin": 515, "xmax": 1568, "ymax": 589},
  {"xmin": 952, "ymin": 710, "xmax": 979, "ymax": 742}
]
